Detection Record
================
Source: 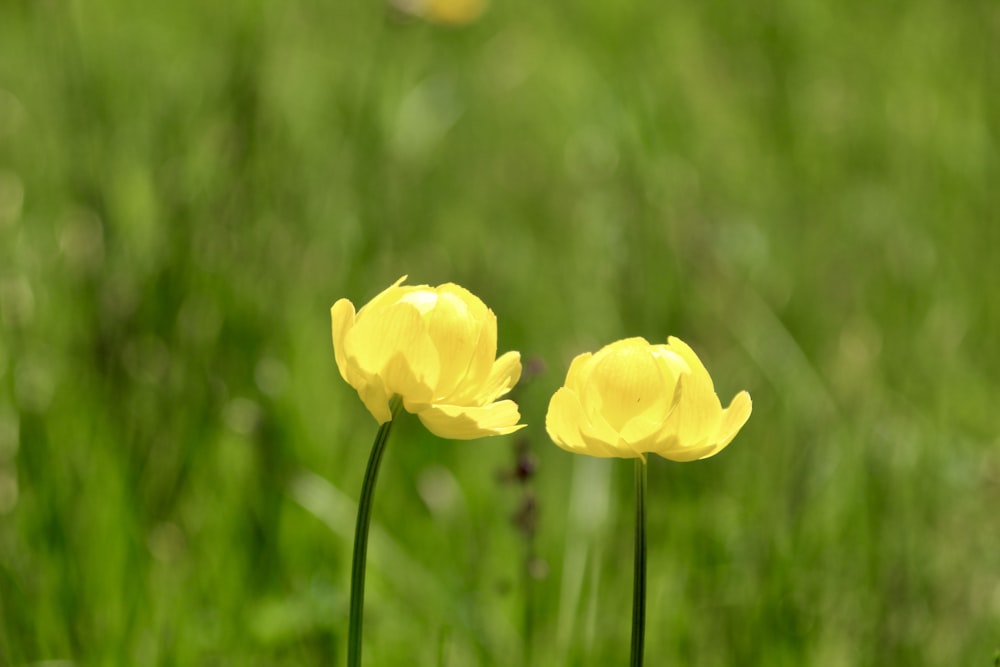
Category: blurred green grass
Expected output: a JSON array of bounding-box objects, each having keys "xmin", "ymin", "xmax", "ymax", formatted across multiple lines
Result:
[{"xmin": 1, "ymin": 0, "xmax": 998, "ymax": 664}]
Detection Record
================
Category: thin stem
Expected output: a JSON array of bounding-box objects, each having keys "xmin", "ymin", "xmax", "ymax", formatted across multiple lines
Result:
[
  {"xmin": 630, "ymin": 458, "xmax": 648, "ymax": 667},
  {"xmin": 523, "ymin": 543, "xmax": 535, "ymax": 667},
  {"xmin": 348, "ymin": 396, "xmax": 403, "ymax": 667}
]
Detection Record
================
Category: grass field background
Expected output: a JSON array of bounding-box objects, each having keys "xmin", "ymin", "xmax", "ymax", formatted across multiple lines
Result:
[{"xmin": 1, "ymin": 0, "xmax": 998, "ymax": 664}]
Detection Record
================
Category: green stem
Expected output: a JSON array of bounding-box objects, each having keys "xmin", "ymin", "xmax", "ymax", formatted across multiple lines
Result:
[
  {"xmin": 348, "ymin": 396, "xmax": 402, "ymax": 667},
  {"xmin": 523, "ymin": 544, "xmax": 534, "ymax": 667},
  {"xmin": 630, "ymin": 458, "xmax": 648, "ymax": 667}
]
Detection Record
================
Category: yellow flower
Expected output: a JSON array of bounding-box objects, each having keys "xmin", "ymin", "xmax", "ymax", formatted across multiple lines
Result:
[
  {"xmin": 332, "ymin": 276, "xmax": 525, "ymax": 440},
  {"xmin": 546, "ymin": 337, "xmax": 751, "ymax": 461},
  {"xmin": 390, "ymin": 0, "xmax": 487, "ymax": 25}
]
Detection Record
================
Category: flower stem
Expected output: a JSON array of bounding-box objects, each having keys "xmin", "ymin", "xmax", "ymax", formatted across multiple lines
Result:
[
  {"xmin": 522, "ymin": 544, "xmax": 535, "ymax": 667},
  {"xmin": 630, "ymin": 458, "xmax": 648, "ymax": 667},
  {"xmin": 348, "ymin": 396, "xmax": 402, "ymax": 667}
]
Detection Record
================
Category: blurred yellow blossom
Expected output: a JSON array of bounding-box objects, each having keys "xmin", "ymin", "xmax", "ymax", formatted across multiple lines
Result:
[
  {"xmin": 390, "ymin": 0, "xmax": 487, "ymax": 25},
  {"xmin": 332, "ymin": 276, "xmax": 525, "ymax": 439},
  {"xmin": 546, "ymin": 337, "xmax": 751, "ymax": 462}
]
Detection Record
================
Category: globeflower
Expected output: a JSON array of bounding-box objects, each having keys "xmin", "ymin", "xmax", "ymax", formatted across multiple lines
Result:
[
  {"xmin": 332, "ymin": 276, "xmax": 525, "ymax": 667},
  {"xmin": 546, "ymin": 336, "xmax": 751, "ymax": 462},
  {"xmin": 332, "ymin": 276, "xmax": 525, "ymax": 440},
  {"xmin": 546, "ymin": 335, "xmax": 751, "ymax": 666}
]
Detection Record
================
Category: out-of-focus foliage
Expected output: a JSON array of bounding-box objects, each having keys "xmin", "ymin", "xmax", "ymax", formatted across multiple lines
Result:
[{"xmin": 0, "ymin": 0, "xmax": 997, "ymax": 664}]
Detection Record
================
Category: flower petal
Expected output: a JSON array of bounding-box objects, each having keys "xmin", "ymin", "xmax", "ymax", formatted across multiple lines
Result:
[
  {"xmin": 465, "ymin": 350, "xmax": 521, "ymax": 405},
  {"xmin": 664, "ymin": 337, "xmax": 717, "ymax": 393},
  {"xmin": 545, "ymin": 387, "xmax": 590, "ymax": 454},
  {"xmin": 347, "ymin": 302, "xmax": 439, "ymax": 402},
  {"xmin": 579, "ymin": 411, "xmax": 626, "ymax": 457},
  {"xmin": 661, "ymin": 338, "xmax": 723, "ymax": 447},
  {"xmin": 620, "ymin": 413, "xmax": 668, "ymax": 450},
  {"xmin": 619, "ymin": 349, "xmax": 684, "ymax": 448},
  {"xmin": 444, "ymin": 309, "xmax": 499, "ymax": 404},
  {"xmin": 710, "ymin": 390, "xmax": 752, "ymax": 453},
  {"xmin": 582, "ymin": 338, "xmax": 667, "ymax": 432},
  {"xmin": 563, "ymin": 351, "xmax": 594, "ymax": 391},
  {"xmin": 417, "ymin": 400, "xmax": 525, "ymax": 440},
  {"xmin": 546, "ymin": 387, "xmax": 633, "ymax": 457},
  {"xmin": 652, "ymin": 439, "xmax": 719, "ymax": 462},
  {"xmin": 356, "ymin": 373, "xmax": 394, "ymax": 424},
  {"xmin": 422, "ymin": 285, "xmax": 487, "ymax": 397},
  {"xmin": 357, "ymin": 275, "xmax": 410, "ymax": 315},
  {"xmin": 331, "ymin": 298, "xmax": 357, "ymax": 386},
  {"xmin": 655, "ymin": 373, "xmax": 721, "ymax": 452}
]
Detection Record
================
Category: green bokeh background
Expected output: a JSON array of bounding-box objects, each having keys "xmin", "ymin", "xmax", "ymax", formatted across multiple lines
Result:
[{"xmin": 1, "ymin": 0, "xmax": 998, "ymax": 664}]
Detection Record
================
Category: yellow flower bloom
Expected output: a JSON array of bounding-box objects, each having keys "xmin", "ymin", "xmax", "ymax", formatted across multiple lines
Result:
[
  {"xmin": 390, "ymin": 0, "xmax": 487, "ymax": 25},
  {"xmin": 332, "ymin": 276, "xmax": 525, "ymax": 440},
  {"xmin": 546, "ymin": 337, "xmax": 751, "ymax": 462}
]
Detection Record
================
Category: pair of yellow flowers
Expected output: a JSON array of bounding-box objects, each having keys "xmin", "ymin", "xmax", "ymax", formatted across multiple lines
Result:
[{"xmin": 332, "ymin": 277, "xmax": 752, "ymax": 461}]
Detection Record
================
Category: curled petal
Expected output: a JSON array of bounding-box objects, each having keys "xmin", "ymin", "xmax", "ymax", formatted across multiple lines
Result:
[
  {"xmin": 710, "ymin": 390, "xmax": 752, "ymax": 453},
  {"xmin": 417, "ymin": 400, "xmax": 526, "ymax": 440},
  {"xmin": 331, "ymin": 299, "xmax": 357, "ymax": 386},
  {"xmin": 359, "ymin": 275, "xmax": 410, "ymax": 314},
  {"xmin": 471, "ymin": 351, "xmax": 522, "ymax": 405},
  {"xmin": 649, "ymin": 385, "xmax": 750, "ymax": 462},
  {"xmin": 665, "ymin": 337, "xmax": 717, "ymax": 394},
  {"xmin": 545, "ymin": 388, "xmax": 591, "ymax": 454},
  {"xmin": 655, "ymin": 374, "xmax": 720, "ymax": 453},
  {"xmin": 563, "ymin": 351, "xmax": 594, "ymax": 392}
]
